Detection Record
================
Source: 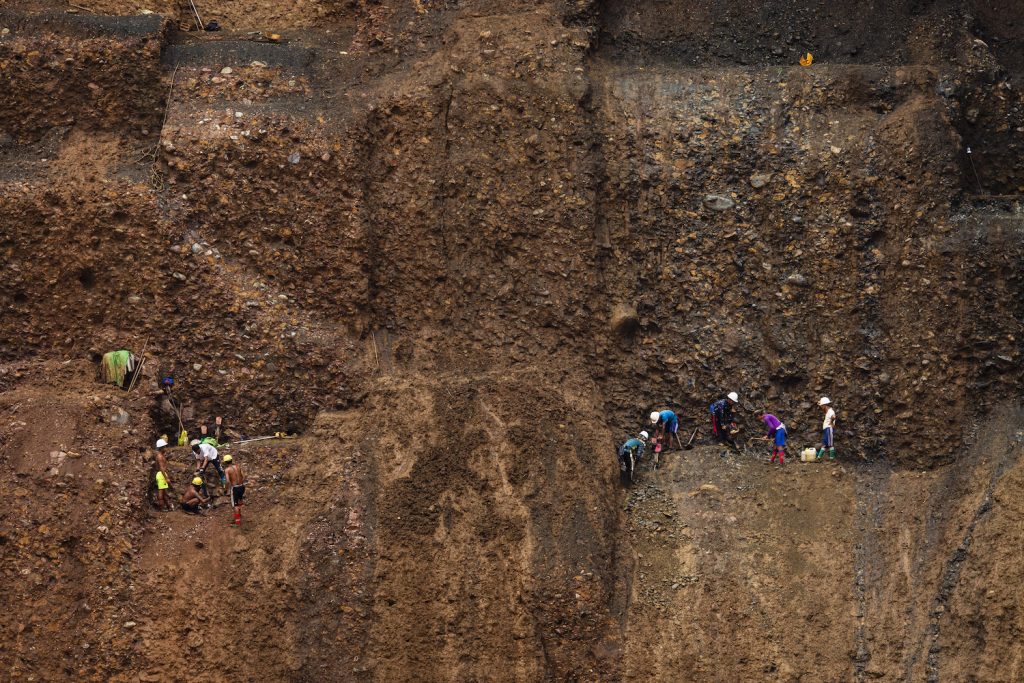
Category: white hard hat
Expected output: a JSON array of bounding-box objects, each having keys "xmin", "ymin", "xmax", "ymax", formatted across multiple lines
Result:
[
  {"xmin": 155, "ymin": 439, "xmax": 168, "ymax": 449},
  {"xmin": 727, "ymin": 392, "xmax": 739, "ymax": 403},
  {"xmin": 639, "ymin": 430, "xmax": 649, "ymax": 440},
  {"xmin": 190, "ymin": 439, "xmax": 200, "ymax": 446},
  {"xmin": 819, "ymin": 396, "xmax": 831, "ymax": 406},
  {"xmin": 650, "ymin": 411, "xmax": 660, "ymax": 424}
]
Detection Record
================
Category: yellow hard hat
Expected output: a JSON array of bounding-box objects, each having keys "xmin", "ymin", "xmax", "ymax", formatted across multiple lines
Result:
[
  {"xmin": 192, "ymin": 477, "xmax": 203, "ymax": 486},
  {"xmin": 222, "ymin": 454, "xmax": 233, "ymax": 463}
]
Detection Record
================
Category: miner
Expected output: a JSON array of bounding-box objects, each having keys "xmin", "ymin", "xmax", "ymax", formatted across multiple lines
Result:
[
  {"xmin": 153, "ymin": 438, "xmax": 172, "ymax": 511},
  {"xmin": 760, "ymin": 412, "xmax": 787, "ymax": 465},
  {"xmin": 223, "ymin": 454, "xmax": 246, "ymax": 527},
  {"xmin": 649, "ymin": 408, "xmax": 682, "ymax": 450},
  {"xmin": 617, "ymin": 431, "xmax": 649, "ymax": 484},
  {"xmin": 816, "ymin": 397, "xmax": 837, "ymax": 461},
  {"xmin": 180, "ymin": 476, "xmax": 209, "ymax": 515},
  {"xmin": 191, "ymin": 440, "xmax": 226, "ymax": 492},
  {"xmin": 709, "ymin": 392, "xmax": 740, "ymax": 449}
]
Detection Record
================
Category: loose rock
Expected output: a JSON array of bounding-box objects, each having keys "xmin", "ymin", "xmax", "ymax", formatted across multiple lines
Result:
[{"xmin": 704, "ymin": 194, "xmax": 735, "ymax": 211}]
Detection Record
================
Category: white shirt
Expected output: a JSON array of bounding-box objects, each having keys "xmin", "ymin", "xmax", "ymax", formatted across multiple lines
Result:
[
  {"xmin": 196, "ymin": 443, "xmax": 218, "ymax": 461},
  {"xmin": 822, "ymin": 408, "xmax": 836, "ymax": 431}
]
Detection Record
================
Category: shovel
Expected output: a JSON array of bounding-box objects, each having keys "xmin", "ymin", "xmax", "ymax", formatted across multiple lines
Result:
[{"xmin": 683, "ymin": 427, "xmax": 699, "ymax": 450}]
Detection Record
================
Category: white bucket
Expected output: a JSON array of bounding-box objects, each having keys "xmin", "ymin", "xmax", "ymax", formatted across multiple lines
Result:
[{"xmin": 800, "ymin": 447, "xmax": 817, "ymax": 462}]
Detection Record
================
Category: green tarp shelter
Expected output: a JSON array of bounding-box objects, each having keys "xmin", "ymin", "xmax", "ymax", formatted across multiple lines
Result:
[{"xmin": 101, "ymin": 349, "xmax": 137, "ymax": 387}]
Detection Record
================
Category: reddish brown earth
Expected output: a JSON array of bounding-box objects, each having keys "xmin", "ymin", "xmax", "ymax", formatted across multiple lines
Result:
[{"xmin": 1, "ymin": 1, "xmax": 1023, "ymax": 681}]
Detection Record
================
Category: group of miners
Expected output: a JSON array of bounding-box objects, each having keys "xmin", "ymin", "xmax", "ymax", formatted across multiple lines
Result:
[
  {"xmin": 618, "ymin": 392, "xmax": 837, "ymax": 479},
  {"xmin": 149, "ymin": 413, "xmax": 248, "ymax": 527}
]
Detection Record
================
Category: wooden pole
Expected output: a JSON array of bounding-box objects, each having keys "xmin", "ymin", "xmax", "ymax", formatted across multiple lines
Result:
[
  {"xmin": 188, "ymin": 0, "xmax": 204, "ymax": 30},
  {"xmin": 127, "ymin": 336, "xmax": 150, "ymax": 392},
  {"xmin": 370, "ymin": 333, "xmax": 380, "ymax": 373}
]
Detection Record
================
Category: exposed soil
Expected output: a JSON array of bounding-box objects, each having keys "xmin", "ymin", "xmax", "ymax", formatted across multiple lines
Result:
[
  {"xmin": 620, "ymin": 413, "xmax": 1024, "ymax": 681},
  {"xmin": 1, "ymin": 0, "xmax": 1024, "ymax": 681}
]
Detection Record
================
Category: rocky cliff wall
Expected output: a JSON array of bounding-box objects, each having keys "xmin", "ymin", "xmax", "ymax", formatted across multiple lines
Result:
[{"xmin": 0, "ymin": 1, "xmax": 1021, "ymax": 466}]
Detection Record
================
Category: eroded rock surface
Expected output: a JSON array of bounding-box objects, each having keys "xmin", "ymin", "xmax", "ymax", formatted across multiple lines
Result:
[{"xmin": 1, "ymin": 0, "xmax": 1023, "ymax": 681}]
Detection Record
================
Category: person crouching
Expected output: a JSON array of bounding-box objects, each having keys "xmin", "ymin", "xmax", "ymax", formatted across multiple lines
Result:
[{"xmin": 180, "ymin": 476, "xmax": 209, "ymax": 515}]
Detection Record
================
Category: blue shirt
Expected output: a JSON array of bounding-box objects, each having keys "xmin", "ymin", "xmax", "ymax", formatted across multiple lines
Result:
[
  {"xmin": 619, "ymin": 438, "xmax": 646, "ymax": 461},
  {"xmin": 658, "ymin": 410, "xmax": 678, "ymax": 428}
]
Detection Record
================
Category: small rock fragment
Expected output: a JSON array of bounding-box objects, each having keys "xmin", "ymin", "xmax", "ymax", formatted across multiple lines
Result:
[
  {"xmin": 749, "ymin": 173, "xmax": 771, "ymax": 189},
  {"xmin": 704, "ymin": 194, "xmax": 735, "ymax": 211}
]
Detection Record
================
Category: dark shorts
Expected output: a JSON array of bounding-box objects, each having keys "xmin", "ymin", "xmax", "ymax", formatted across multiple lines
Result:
[
  {"xmin": 181, "ymin": 502, "xmax": 200, "ymax": 514},
  {"xmin": 712, "ymin": 416, "xmax": 734, "ymax": 442},
  {"xmin": 206, "ymin": 458, "xmax": 225, "ymax": 478},
  {"xmin": 822, "ymin": 427, "xmax": 834, "ymax": 448},
  {"xmin": 230, "ymin": 484, "xmax": 246, "ymax": 507}
]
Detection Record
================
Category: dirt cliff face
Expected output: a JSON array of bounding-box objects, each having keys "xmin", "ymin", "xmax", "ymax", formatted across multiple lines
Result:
[
  {"xmin": 2, "ymin": 0, "xmax": 1020, "ymax": 462},
  {"xmin": 1, "ymin": 0, "xmax": 1023, "ymax": 681}
]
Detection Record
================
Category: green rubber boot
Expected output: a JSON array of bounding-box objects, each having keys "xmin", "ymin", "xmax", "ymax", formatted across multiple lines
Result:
[
  {"xmin": 815, "ymin": 448, "xmax": 824, "ymax": 461},
  {"xmin": 828, "ymin": 448, "xmax": 836, "ymax": 461}
]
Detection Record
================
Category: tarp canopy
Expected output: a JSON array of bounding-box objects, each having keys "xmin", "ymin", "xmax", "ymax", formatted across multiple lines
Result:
[{"xmin": 101, "ymin": 349, "xmax": 138, "ymax": 387}]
